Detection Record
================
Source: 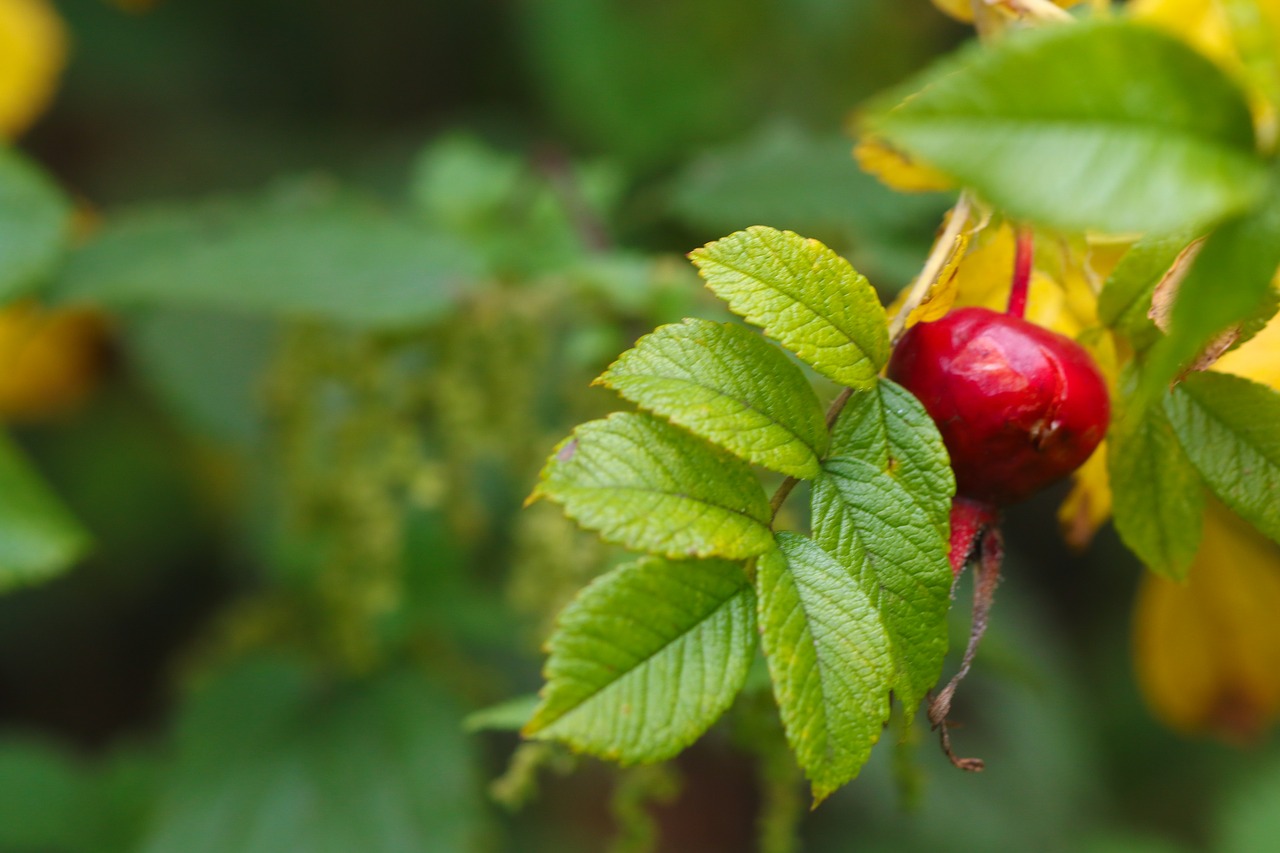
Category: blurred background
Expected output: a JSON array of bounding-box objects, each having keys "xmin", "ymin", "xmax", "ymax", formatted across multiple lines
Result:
[{"xmin": 2, "ymin": 1, "xmax": 1280, "ymax": 851}]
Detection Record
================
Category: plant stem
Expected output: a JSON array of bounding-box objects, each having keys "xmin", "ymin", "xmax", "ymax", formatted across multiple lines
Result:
[
  {"xmin": 1004, "ymin": 0, "xmax": 1074, "ymax": 21},
  {"xmin": 768, "ymin": 477, "xmax": 799, "ymax": 522},
  {"xmin": 887, "ymin": 193, "xmax": 974, "ymax": 343},
  {"xmin": 534, "ymin": 144, "xmax": 613, "ymax": 254},
  {"xmin": 973, "ymin": 0, "xmax": 1074, "ymax": 22},
  {"xmin": 929, "ymin": 523, "xmax": 1004, "ymax": 772},
  {"xmin": 1006, "ymin": 226, "xmax": 1034, "ymax": 319},
  {"xmin": 767, "ymin": 387, "xmax": 853, "ymax": 522}
]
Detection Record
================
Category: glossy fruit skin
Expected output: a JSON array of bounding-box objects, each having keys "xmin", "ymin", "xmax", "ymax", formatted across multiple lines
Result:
[{"xmin": 887, "ymin": 307, "xmax": 1110, "ymax": 505}]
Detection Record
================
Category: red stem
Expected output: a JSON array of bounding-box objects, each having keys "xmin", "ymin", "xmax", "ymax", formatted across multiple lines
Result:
[
  {"xmin": 929, "ymin": 521, "xmax": 1004, "ymax": 773},
  {"xmin": 1006, "ymin": 227, "xmax": 1034, "ymax": 319},
  {"xmin": 946, "ymin": 496, "xmax": 999, "ymax": 576}
]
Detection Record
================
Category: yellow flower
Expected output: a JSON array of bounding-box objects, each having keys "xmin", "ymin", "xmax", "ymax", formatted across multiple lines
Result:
[{"xmin": 0, "ymin": 0, "xmax": 66, "ymax": 139}]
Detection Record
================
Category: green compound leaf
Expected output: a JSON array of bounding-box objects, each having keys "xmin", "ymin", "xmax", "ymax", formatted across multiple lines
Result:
[
  {"xmin": 525, "ymin": 556, "xmax": 756, "ymax": 763},
  {"xmin": 0, "ymin": 434, "xmax": 89, "ymax": 592},
  {"xmin": 0, "ymin": 147, "xmax": 71, "ymax": 303},
  {"xmin": 1108, "ymin": 402, "xmax": 1205, "ymax": 580},
  {"xmin": 1165, "ymin": 372, "xmax": 1280, "ymax": 546},
  {"xmin": 828, "ymin": 380, "xmax": 954, "ymax": 531},
  {"xmin": 757, "ymin": 534, "xmax": 892, "ymax": 804},
  {"xmin": 811, "ymin": 382, "xmax": 954, "ymax": 711},
  {"xmin": 689, "ymin": 227, "xmax": 889, "ymax": 390},
  {"xmin": 599, "ymin": 318, "xmax": 828, "ymax": 479},
  {"xmin": 1097, "ymin": 228, "xmax": 1201, "ymax": 351},
  {"xmin": 532, "ymin": 412, "xmax": 773, "ymax": 560},
  {"xmin": 870, "ymin": 19, "xmax": 1266, "ymax": 235},
  {"xmin": 1141, "ymin": 183, "xmax": 1280, "ymax": 398}
]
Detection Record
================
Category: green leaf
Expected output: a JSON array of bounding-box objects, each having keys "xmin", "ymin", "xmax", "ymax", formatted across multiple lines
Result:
[
  {"xmin": 55, "ymin": 185, "xmax": 483, "ymax": 328},
  {"xmin": 129, "ymin": 309, "xmax": 276, "ymax": 446},
  {"xmin": 1108, "ymin": 402, "xmax": 1205, "ymax": 580},
  {"xmin": 532, "ymin": 412, "xmax": 773, "ymax": 560},
  {"xmin": 671, "ymin": 123, "xmax": 949, "ymax": 285},
  {"xmin": 689, "ymin": 226, "xmax": 889, "ymax": 390},
  {"xmin": 1165, "ymin": 372, "xmax": 1280, "ymax": 545},
  {"xmin": 0, "ymin": 738, "xmax": 154, "ymax": 853},
  {"xmin": 410, "ymin": 133, "xmax": 526, "ymax": 229},
  {"xmin": 525, "ymin": 556, "xmax": 756, "ymax": 763},
  {"xmin": 0, "ymin": 434, "xmax": 89, "ymax": 590},
  {"xmin": 757, "ymin": 534, "xmax": 892, "ymax": 804},
  {"xmin": 410, "ymin": 133, "xmax": 622, "ymax": 276},
  {"xmin": 520, "ymin": 0, "xmax": 753, "ymax": 165},
  {"xmin": 140, "ymin": 659, "xmax": 481, "ymax": 853},
  {"xmin": 1141, "ymin": 183, "xmax": 1280, "ymax": 397},
  {"xmin": 828, "ymin": 379, "xmax": 954, "ymax": 531},
  {"xmin": 599, "ymin": 318, "xmax": 828, "ymax": 478},
  {"xmin": 0, "ymin": 737, "xmax": 95, "ymax": 853},
  {"xmin": 1097, "ymin": 229, "xmax": 1200, "ymax": 350},
  {"xmin": 811, "ymin": 381, "xmax": 954, "ymax": 710},
  {"xmin": 869, "ymin": 19, "xmax": 1265, "ymax": 234},
  {"xmin": 0, "ymin": 146, "xmax": 72, "ymax": 302},
  {"xmin": 1218, "ymin": 749, "xmax": 1280, "ymax": 853},
  {"xmin": 464, "ymin": 694, "xmax": 540, "ymax": 733}
]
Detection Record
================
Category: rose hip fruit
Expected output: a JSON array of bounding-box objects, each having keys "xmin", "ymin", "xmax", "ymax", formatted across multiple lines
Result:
[{"xmin": 887, "ymin": 306, "xmax": 1110, "ymax": 505}]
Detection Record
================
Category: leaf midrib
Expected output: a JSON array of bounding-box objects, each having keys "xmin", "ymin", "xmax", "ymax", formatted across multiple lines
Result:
[
  {"xmin": 610, "ymin": 369, "xmax": 821, "ymax": 459},
  {"xmin": 887, "ymin": 114, "xmax": 1260, "ymax": 158},
  {"xmin": 537, "ymin": 588, "xmax": 750, "ymax": 734},
  {"xmin": 697, "ymin": 253, "xmax": 875, "ymax": 362},
  {"xmin": 569, "ymin": 482, "xmax": 766, "ymax": 518}
]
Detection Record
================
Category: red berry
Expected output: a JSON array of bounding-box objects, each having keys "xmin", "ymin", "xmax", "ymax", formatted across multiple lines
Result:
[{"xmin": 887, "ymin": 307, "xmax": 1110, "ymax": 505}]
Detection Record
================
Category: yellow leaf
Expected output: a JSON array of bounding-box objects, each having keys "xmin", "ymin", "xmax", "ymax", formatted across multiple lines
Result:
[
  {"xmin": 1058, "ymin": 441, "xmax": 1111, "ymax": 550},
  {"xmin": 0, "ymin": 0, "xmax": 66, "ymax": 139},
  {"xmin": 947, "ymin": 223, "xmax": 1097, "ymax": 339},
  {"xmin": 931, "ymin": 0, "xmax": 979, "ymax": 20},
  {"xmin": 904, "ymin": 242, "xmax": 966, "ymax": 326},
  {"xmin": 1210, "ymin": 277, "xmax": 1280, "ymax": 389},
  {"xmin": 1125, "ymin": 278, "xmax": 1280, "ymax": 740},
  {"xmin": 892, "ymin": 221, "xmax": 1117, "ymax": 343},
  {"xmin": 1134, "ymin": 502, "xmax": 1280, "ymax": 740},
  {"xmin": 902, "ymin": 220, "xmax": 973, "ymax": 328},
  {"xmin": 0, "ymin": 300, "xmax": 110, "ymax": 422},
  {"xmin": 853, "ymin": 135, "xmax": 954, "ymax": 194},
  {"xmin": 1131, "ymin": 0, "xmax": 1280, "ymax": 143},
  {"xmin": 1130, "ymin": 0, "xmax": 1237, "ymax": 65}
]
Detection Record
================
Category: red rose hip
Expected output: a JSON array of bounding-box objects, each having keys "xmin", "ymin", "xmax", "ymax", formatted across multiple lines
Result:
[{"xmin": 887, "ymin": 306, "xmax": 1110, "ymax": 505}]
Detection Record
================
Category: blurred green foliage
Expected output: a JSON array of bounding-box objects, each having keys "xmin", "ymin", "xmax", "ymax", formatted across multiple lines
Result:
[{"xmin": 0, "ymin": 1, "xmax": 1278, "ymax": 852}]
